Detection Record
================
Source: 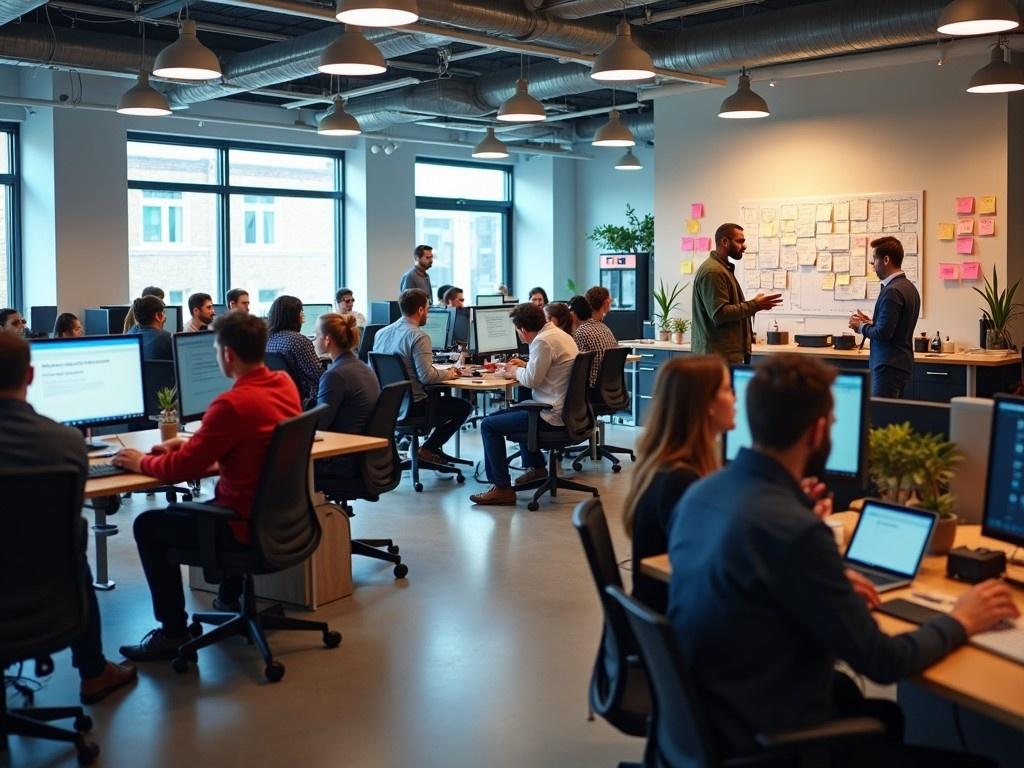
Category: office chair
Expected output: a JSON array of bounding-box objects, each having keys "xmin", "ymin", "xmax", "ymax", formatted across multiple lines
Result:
[
  {"xmin": 566, "ymin": 346, "xmax": 636, "ymax": 473},
  {"xmin": 605, "ymin": 587, "xmax": 886, "ymax": 768},
  {"xmin": 369, "ymin": 352, "xmax": 467, "ymax": 492},
  {"xmin": 265, "ymin": 351, "xmax": 304, "ymax": 396},
  {"xmin": 165, "ymin": 406, "xmax": 342, "ymax": 682},
  {"xmin": 572, "ymin": 499, "xmax": 650, "ymax": 738},
  {"xmin": 506, "ymin": 351, "xmax": 599, "ymax": 511},
  {"xmin": 318, "ymin": 382, "xmax": 410, "ymax": 578},
  {"xmin": 358, "ymin": 324, "xmax": 385, "ymax": 363},
  {"xmin": 0, "ymin": 467, "xmax": 99, "ymax": 765}
]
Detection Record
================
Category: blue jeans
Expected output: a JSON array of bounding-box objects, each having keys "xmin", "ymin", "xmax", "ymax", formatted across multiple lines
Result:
[{"xmin": 480, "ymin": 409, "xmax": 557, "ymax": 488}]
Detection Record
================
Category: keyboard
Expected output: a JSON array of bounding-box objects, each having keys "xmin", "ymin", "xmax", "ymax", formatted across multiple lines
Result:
[
  {"xmin": 88, "ymin": 461, "xmax": 128, "ymax": 479},
  {"xmin": 971, "ymin": 621, "xmax": 1024, "ymax": 665}
]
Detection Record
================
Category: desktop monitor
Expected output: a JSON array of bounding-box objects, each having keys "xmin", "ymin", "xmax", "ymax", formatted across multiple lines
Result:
[
  {"xmin": 30, "ymin": 305, "xmax": 58, "ymax": 337},
  {"xmin": 300, "ymin": 304, "xmax": 333, "ymax": 337},
  {"xmin": 424, "ymin": 307, "xmax": 454, "ymax": 351},
  {"xmin": 162, "ymin": 305, "xmax": 183, "ymax": 333},
  {"xmin": 476, "ymin": 294, "xmax": 505, "ymax": 307},
  {"xmin": 472, "ymin": 306, "xmax": 520, "ymax": 356},
  {"xmin": 503, "ymin": 296, "xmax": 518, "ymax": 304},
  {"xmin": 723, "ymin": 365, "xmax": 869, "ymax": 482},
  {"xmin": 452, "ymin": 307, "xmax": 472, "ymax": 347},
  {"xmin": 172, "ymin": 331, "xmax": 234, "ymax": 422},
  {"xmin": 981, "ymin": 394, "xmax": 1024, "ymax": 547},
  {"xmin": 604, "ymin": 310, "xmax": 640, "ymax": 341},
  {"xmin": 27, "ymin": 335, "xmax": 146, "ymax": 429},
  {"xmin": 212, "ymin": 303, "xmax": 228, "ymax": 318}
]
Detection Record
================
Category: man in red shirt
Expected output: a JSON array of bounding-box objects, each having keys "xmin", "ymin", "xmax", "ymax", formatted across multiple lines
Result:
[{"xmin": 113, "ymin": 312, "xmax": 301, "ymax": 661}]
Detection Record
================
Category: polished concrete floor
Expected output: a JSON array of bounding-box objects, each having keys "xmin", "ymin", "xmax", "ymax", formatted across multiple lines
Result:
[{"xmin": 5, "ymin": 424, "xmax": 645, "ymax": 768}]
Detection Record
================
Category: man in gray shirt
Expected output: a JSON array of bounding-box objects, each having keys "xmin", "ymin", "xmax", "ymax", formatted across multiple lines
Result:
[{"xmin": 399, "ymin": 245, "xmax": 434, "ymax": 301}]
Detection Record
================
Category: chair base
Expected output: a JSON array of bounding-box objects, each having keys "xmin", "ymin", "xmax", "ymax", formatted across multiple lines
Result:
[
  {"xmin": 565, "ymin": 421, "xmax": 635, "ymax": 473},
  {"xmin": 0, "ymin": 697, "xmax": 98, "ymax": 765},
  {"xmin": 516, "ymin": 450, "xmax": 599, "ymax": 511},
  {"xmin": 352, "ymin": 539, "xmax": 408, "ymax": 579},
  {"xmin": 400, "ymin": 433, "xmax": 465, "ymax": 492}
]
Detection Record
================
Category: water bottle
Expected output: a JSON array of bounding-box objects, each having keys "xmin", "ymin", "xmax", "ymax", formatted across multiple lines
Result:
[{"xmin": 930, "ymin": 331, "xmax": 942, "ymax": 352}]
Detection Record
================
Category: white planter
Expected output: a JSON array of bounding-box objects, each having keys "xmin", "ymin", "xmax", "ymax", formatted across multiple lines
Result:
[
  {"xmin": 658, "ymin": 330, "xmax": 671, "ymax": 341},
  {"xmin": 671, "ymin": 332, "xmax": 684, "ymax": 344}
]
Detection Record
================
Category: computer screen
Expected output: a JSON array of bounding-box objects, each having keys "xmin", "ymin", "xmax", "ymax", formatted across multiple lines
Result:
[
  {"xmin": 30, "ymin": 305, "xmax": 58, "ymax": 337},
  {"xmin": 301, "ymin": 304, "xmax": 333, "ymax": 337},
  {"xmin": 982, "ymin": 394, "xmax": 1024, "ymax": 547},
  {"xmin": 724, "ymin": 366, "xmax": 868, "ymax": 480},
  {"xmin": 476, "ymin": 294, "xmax": 505, "ymax": 307},
  {"xmin": 845, "ymin": 501, "xmax": 935, "ymax": 576},
  {"xmin": 452, "ymin": 307, "xmax": 472, "ymax": 347},
  {"xmin": 423, "ymin": 308, "xmax": 454, "ymax": 351},
  {"xmin": 172, "ymin": 331, "xmax": 234, "ymax": 422},
  {"xmin": 212, "ymin": 303, "xmax": 228, "ymax": 318},
  {"xmin": 472, "ymin": 306, "xmax": 519, "ymax": 356},
  {"xmin": 163, "ymin": 305, "xmax": 182, "ymax": 333},
  {"xmin": 27, "ymin": 336, "xmax": 146, "ymax": 428}
]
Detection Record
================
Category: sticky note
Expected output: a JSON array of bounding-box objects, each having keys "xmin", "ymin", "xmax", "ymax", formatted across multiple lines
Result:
[
  {"xmin": 695, "ymin": 236, "xmax": 711, "ymax": 251},
  {"xmin": 760, "ymin": 272, "xmax": 773, "ymax": 290},
  {"xmin": 821, "ymin": 274, "xmax": 836, "ymax": 290},
  {"xmin": 939, "ymin": 263, "xmax": 960, "ymax": 280},
  {"xmin": 836, "ymin": 273, "xmax": 851, "ymax": 286},
  {"xmin": 956, "ymin": 196, "xmax": 975, "ymax": 214},
  {"xmin": 979, "ymin": 218, "xmax": 995, "ymax": 236},
  {"xmin": 686, "ymin": 219, "xmax": 700, "ymax": 234},
  {"xmin": 938, "ymin": 223, "xmax": 955, "ymax": 241},
  {"xmin": 761, "ymin": 222, "xmax": 777, "ymax": 238},
  {"xmin": 690, "ymin": 203, "xmax": 704, "ymax": 218},
  {"xmin": 679, "ymin": 259, "xmax": 693, "ymax": 275},
  {"xmin": 961, "ymin": 261, "xmax": 981, "ymax": 280},
  {"xmin": 956, "ymin": 237, "xmax": 974, "ymax": 255},
  {"xmin": 978, "ymin": 196, "xmax": 996, "ymax": 215},
  {"xmin": 957, "ymin": 218, "xmax": 975, "ymax": 236},
  {"xmin": 681, "ymin": 236, "xmax": 695, "ymax": 251}
]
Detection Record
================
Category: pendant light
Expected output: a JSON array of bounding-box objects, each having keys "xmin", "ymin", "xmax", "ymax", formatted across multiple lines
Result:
[
  {"xmin": 319, "ymin": 26, "xmax": 387, "ymax": 76},
  {"xmin": 117, "ymin": 72, "xmax": 172, "ymax": 116},
  {"xmin": 614, "ymin": 149, "xmax": 643, "ymax": 171},
  {"xmin": 718, "ymin": 68, "xmax": 770, "ymax": 119},
  {"xmin": 967, "ymin": 39, "xmax": 1024, "ymax": 92},
  {"xmin": 318, "ymin": 97, "xmax": 362, "ymax": 136},
  {"xmin": 335, "ymin": 0, "xmax": 418, "ymax": 27},
  {"xmin": 593, "ymin": 110, "xmax": 635, "ymax": 147},
  {"xmin": 937, "ymin": 0, "xmax": 1020, "ymax": 36},
  {"xmin": 153, "ymin": 19, "xmax": 222, "ymax": 81},
  {"xmin": 591, "ymin": 18, "xmax": 655, "ymax": 82},
  {"xmin": 497, "ymin": 79, "xmax": 546, "ymax": 123},
  {"xmin": 472, "ymin": 127, "xmax": 509, "ymax": 159}
]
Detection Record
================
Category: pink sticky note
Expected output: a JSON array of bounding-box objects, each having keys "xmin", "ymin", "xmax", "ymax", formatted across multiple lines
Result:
[
  {"xmin": 956, "ymin": 196, "xmax": 975, "ymax": 214},
  {"xmin": 957, "ymin": 218, "xmax": 975, "ymax": 236},
  {"xmin": 978, "ymin": 218, "xmax": 995, "ymax": 236},
  {"xmin": 961, "ymin": 261, "xmax": 981, "ymax": 280},
  {"xmin": 938, "ymin": 263, "xmax": 960, "ymax": 280},
  {"xmin": 956, "ymin": 236, "xmax": 974, "ymax": 255},
  {"xmin": 690, "ymin": 203, "xmax": 704, "ymax": 218},
  {"xmin": 681, "ymin": 236, "xmax": 695, "ymax": 251},
  {"xmin": 695, "ymin": 236, "xmax": 711, "ymax": 251}
]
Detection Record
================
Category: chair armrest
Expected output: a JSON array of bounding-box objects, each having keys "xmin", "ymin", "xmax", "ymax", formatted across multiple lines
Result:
[
  {"xmin": 755, "ymin": 717, "xmax": 885, "ymax": 749},
  {"xmin": 166, "ymin": 501, "xmax": 234, "ymax": 519},
  {"xmin": 508, "ymin": 400, "xmax": 553, "ymax": 412},
  {"xmin": 166, "ymin": 502, "xmax": 236, "ymax": 582}
]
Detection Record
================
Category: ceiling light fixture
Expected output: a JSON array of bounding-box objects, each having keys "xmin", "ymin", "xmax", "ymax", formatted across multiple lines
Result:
[
  {"xmin": 614, "ymin": 149, "xmax": 643, "ymax": 171},
  {"xmin": 937, "ymin": 0, "xmax": 1020, "ymax": 36},
  {"xmin": 335, "ymin": 0, "xmax": 419, "ymax": 27},
  {"xmin": 967, "ymin": 38, "xmax": 1024, "ymax": 92},
  {"xmin": 718, "ymin": 68, "xmax": 770, "ymax": 119},
  {"xmin": 152, "ymin": 19, "xmax": 222, "ymax": 81},
  {"xmin": 592, "ymin": 109, "xmax": 636, "ymax": 147},
  {"xmin": 496, "ymin": 79, "xmax": 546, "ymax": 122},
  {"xmin": 319, "ymin": 26, "xmax": 387, "ymax": 76},
  {"xmin": 117, "ymin": 71, "xmax": 172, "ymax": 116},
  {"xmin": 472, "ymin": 127, "xmax": 509, "ymax": 159},
  {"xmin": 318, "ymin": 96, "xmax": 362, "ymax": 136},
  {"xmin": 591, "ymin": 18, "xmax": 656, "ymax": 81}
]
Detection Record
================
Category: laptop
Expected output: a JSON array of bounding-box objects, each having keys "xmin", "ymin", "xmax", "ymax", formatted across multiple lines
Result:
[{"xmin": 843, "ymin": 500, "xmax": 936, "ymax": 592}]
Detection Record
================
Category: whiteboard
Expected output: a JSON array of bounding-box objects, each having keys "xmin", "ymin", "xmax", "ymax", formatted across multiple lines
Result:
[{"xmin": 733, "ymin": 191, "xmax": 924, "ymax": 318}]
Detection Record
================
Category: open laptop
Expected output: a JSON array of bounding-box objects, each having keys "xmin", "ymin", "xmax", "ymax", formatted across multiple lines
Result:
[{"xmin": 843, "ymin": 500, "xmax": 936, "ymax": 592}]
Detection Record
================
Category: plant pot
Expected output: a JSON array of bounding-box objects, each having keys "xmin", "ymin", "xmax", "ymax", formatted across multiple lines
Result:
[
  {"xmin": 671, "ymin": 332, "xmax": 684, "ymax": 344},
  {"xmin": 927, "ymin": 514, "xmax": 958, "ymax": 555},
  {"xmin": 159, "ymin": 419, "xmax": 179, "ymax": 441},
  {"xmin": 986, "ymin": 328, "xmax": 1009, "ymax": 350},
  {"xmin": 658, "ymin": 330, "xmax": 671, "ymax": 341}
]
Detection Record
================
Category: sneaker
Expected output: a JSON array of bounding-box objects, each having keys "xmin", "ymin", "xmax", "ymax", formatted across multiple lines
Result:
[
  {"xmin": 119, "ymin": 628, "xmax": 190, "ymax": 662},
  {"xmin": 80, "ymin": 661, "xmax": 138, "ymax": 705},
  {"xmin": 515, "ymin": 467, "xmax": 548, "ymax": 486},
  {"xmin": 469, "ymin": 485, "xmax": 517, "ymax": 505},
  {"xmin": 212, "ymin": 596, "xmax": 241, "ymax": 613}
]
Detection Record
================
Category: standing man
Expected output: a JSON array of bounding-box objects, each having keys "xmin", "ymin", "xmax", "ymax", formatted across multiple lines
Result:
[
  {"xmin": 125, "ymin": 295, "xmax": 172, "ymax": 360},
  {"xmin": 692, "ymin": 223, "xmax": 782, "ymax": 363},
  {"xmin": 400, "ymin": 245, "xmax": 434, "ymax": 302},
  {"xmin": 226, "ymin": 288, "xmax": 250, "ymax": 314},
  {"xmin": 184, "ymin": 292, "xmax": 215, "ymax": 333},
  {"xmin": 574, "ymin": 285, "xmax": 619, "ymax": 387},
  {"xmin": 335, "ymin": 287, "xmax": 366, "ymax": 326},
  {"xmin": 849, "ymin": 236, "xmax": 920, "ymax": 398}
]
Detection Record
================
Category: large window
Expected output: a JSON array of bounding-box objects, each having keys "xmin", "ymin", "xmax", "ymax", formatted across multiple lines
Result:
[
  {"xmin": 127, "ymin": 137, "xmax": 343, "ymax": 315},
  {"xmin": 415, "ymin": 159, "xmax": 512, "ymax": 297},
  {"xmin": 0, "ymin": 125, "xmax": 20, "ymax": 309}
]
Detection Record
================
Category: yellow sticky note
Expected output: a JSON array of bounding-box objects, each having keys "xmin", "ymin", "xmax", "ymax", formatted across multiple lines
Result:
[
  {"xmin": 836, "ymin": 273, "xmax": 851, "ymax": 286},
  {"xmin": 679, "ymin": 259, "xmax": 693, "ymax": 275},
  {"xmin": 686, "ymin": 219, "xmax": 700, "ymax": 234},
  {"xmin": 866, "ymin": 271, "xmax": 880, "ymax": 282},
  {"xmin": 938, "ymin": 223, "xmax": 955, "ymax": 241},
  {"xmin": 821, "ymin": 274, "xmax": 836, "ymax": 290},
  {"xmin": 978, "ymin": 195, "xmax": 997, "ymax": 215}
]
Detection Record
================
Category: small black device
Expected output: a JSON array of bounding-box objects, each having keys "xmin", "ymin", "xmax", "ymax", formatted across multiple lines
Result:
[
  {"xmin": 876, "ymin": 598, "xmax": 944, "ymax": 625},
  {"xmin": 795, "ymin": 333, "xmax": 832, "ymax": 347},
  {"xmin": 833, "ymin": 335, "xmax": 856, "ymax": 350},
  {"xmin": 766, "ymin": 330, "xmax": 789, "ymax": 345},
  {"xmin": 946, "ymin": 546, "xmax": 1007, "ymax": 584}
]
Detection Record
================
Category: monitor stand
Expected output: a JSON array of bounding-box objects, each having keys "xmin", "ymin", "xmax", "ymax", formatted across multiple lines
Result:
[{"xmin": 83, "ymin": 428, "xmax": 109, "ymax": 452}]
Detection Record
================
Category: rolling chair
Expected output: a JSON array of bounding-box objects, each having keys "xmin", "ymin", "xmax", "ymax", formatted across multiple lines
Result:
[
  {"xmin": 1, "ymin": 467, "xmax": 99, "ymax": 765},
  {"xmin": 606, "ymin": 587, "xmax": 885, "ymax": 768},
  {"xmin": 165, "ymin": 406, "xmax": 342, "ymax": 682},
  {"xmin": 506, "ymin": 351, "xmax": 599, "ymax": 511},
  {"xmin": 572, "ymin": 499, "xmax": 650, "ymax": 738},
  {"xmin": 358, "ymin": 324, "xmax": 384, "ymax": 363},
  {"xmin": 369, "ymin": 352, "xmax": 468, "ymax": 492},
  {"xmin": 318, "ymin": 382, "xmax": 410, "ymax": 578},
  {"xmin": 265, "ymin": 351, "xmax": 305, "ymax": 397},
  {"xmin": 566, "ymin": 346, "xmax": 636, "ymax": 473}
]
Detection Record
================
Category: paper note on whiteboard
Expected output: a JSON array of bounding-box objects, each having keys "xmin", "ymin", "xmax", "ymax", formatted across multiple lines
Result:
[
  {"xmin": 833, "ymin": 254, "xmax": 851, "ymax": 273},
  {"xmin": 938, "ymin": 263, "xmax": 960, "ymax": 280},
  {"xmin": 899, "ymin": 199, "xmax": 918, "ymax": 224},
  {"xmin": 979, "ymin": 218, "xmax": 995, "ymax": 236},
  {"xmin": 850, "ymin": 199, "xmax": 868, "ymax": 221},
  {"xmin": 902, "ymin": 233, "xmax": 918, "ymax": 254},
  {"xmin": 882, "ymin": 200, "xmax": 900, "ymax": 229},
  {"xmin": 821, "ymin": 273, "xmax": 836, "ymax": 290},
  {"xmin": 760, "ymin": 272, "xmax": 774, "ymax": 289},
  {"xmin": 849, "ymin": 255, "xmax": 867, "ymax": 276},
  {"xmin": 796, "ymin": 239, "xmax": 817, "ymax": 265},
  {"xmin": 938, "ymin": 223, "xmax": 955, "ymax": 241},
  {"xmin": 978, "ymin": 195, "xmax": 996, "ymax": 215},
  {"xmin": 956, "ymin": 196, "xmax": 975, "ymax": 214},
  {"xmin": 817, "ymin": 252, "xmax": 833, "ymax": 272},
  {"xmin": 781, "ymin": 247, "xmax": 799, "ymax": 270},
  {"xmin": 961, "ymin": 261, "xmax": 981, "ymax": 280},
  {"xmin": 850, "ymin": 277, "xmax": 867, "ymax": 300},
  {"xmin": 956, "ymin": 237, "xmax": 974, "ymax": 255},
  {"xmin": 816, "ymin": 203, "xmax": 833, "ymax": 222},
  {"xmin": 773, "ymin": 271, "xmax": 788, "ymax": 289},
  {"xmin": 780, "ymin": 204, "xmax": 798, "ymax": 220},
  {"xmin": 903, "ymin": 256, "xmax": 919, "ymax": 283}
]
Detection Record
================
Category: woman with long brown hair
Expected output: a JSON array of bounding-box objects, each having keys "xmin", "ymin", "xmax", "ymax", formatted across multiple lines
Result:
[{"xmin": 623, "ymin": 356, "xmax": 736, "ymax": 612}]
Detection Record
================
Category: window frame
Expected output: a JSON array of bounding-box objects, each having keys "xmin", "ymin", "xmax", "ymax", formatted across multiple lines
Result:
[{"xmin": 0, "ymin": 123, "xmax": 22, "ymax": 310}]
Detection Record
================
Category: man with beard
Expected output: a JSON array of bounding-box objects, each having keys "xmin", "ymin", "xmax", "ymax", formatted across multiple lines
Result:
[
  {"xmin": 665, "ymin": 354, "xmax": 1016, "ymax": 766},
  {"xmin": 691, "ymin": 222, "xmax": 781, "ymax": 363}
]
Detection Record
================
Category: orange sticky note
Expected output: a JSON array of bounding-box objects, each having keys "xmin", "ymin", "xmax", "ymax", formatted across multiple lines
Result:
[
  {"xmin": 686, "ymin": 219, "xmax": 700, "ymax": 234},
  {"xmin": 978, "ymin": 196, "xmax": 996, "ymax": 215},
  {"xmin": 938, "ymin": 223, "xmax": 955, "ymax": 241}
]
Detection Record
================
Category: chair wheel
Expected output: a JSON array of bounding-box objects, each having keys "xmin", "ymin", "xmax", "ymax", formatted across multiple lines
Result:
[
  {"xmin": 188, "ymin": 621, "xmax": 203, "ymax": 638},
  {"xmin": 77, "ymin": 741, "xmax": 100, "ymax": 766},
  {"xmin": 414, "ymin": 482, "xmax": 424, "ymax": 492},
  {"xmin": 611, "ymin": 464, "xmax": 622, "ymax": 473},
  {"xmin": 456, "ymin": 473, "xmax": 465, "ymax": 484},
  {"xmin": 527, "ymin": 501, "xmax": 539, "ymax": 511},
  {"xmin": 387, "ymin": 544, "xmax": 400, "ymax": 554},
  {"xmin": 171, "ymin": 655, "xmax": 190, "ymax": 673},
  {"xmin": 323, "ymin": 630, "xmax": 342, "ymax": 648},
  {"xmin": 572, "ymin": 461, "xmax": 583, "ymax": 471},
  {"xmin": 265, "ymin": 661, "xmax": 285, "ymax": 682},
  {"xmin": 394, "ymin": 563, "xmax": 409, "ymax": 578},
  {"xmin": 74, "ymin": 714, "xmax": 93, "ymax": 733}
]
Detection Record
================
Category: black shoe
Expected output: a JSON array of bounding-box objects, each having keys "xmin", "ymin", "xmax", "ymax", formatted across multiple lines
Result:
[
  {"xmin": 212, "ymin": 596, "xmax": 240, "ymax": 613},
  {"xmin": 119, "ymin": 628, "xmax": 190, "ymax": 662}
]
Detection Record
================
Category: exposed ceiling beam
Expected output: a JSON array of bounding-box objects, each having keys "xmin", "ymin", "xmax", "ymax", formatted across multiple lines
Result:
[
  {"xmin": 277, "ymin": 76, "xmax": 421, "ymax": 108},
  {"xmin": 142, "ymin": 0, "xmax": 185, "ymax": 19},
  {"xmin": 48, "ymin": 2, "xmax": 289, "ymax": 42},
  {"xmin": 637, "ymin": 0, "xmax": 765, "ymax": 25}
]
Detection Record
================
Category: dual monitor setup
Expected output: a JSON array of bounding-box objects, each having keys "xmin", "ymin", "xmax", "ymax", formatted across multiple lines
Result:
[{"xmin": 424, "ymin": 306, "xmax": 520, "ymax": 356}]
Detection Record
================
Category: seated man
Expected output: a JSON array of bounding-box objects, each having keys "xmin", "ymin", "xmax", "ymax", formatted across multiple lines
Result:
[
  {"xmin": 442, "ymin": 286, "xmax": 465, "ymax": 309},
  {"xmin": 184, "ymin": 292, "xmax": 215, "ymax": 333},
  {"xmin": 573, "ymin": 285, "xmax": 618, "ymax": 389},
  {"xmin": 125, "ymin": 295, "xmax": 172, "ymax": 360},
  {"xmin": 113, "ymin": 312, "xmax": 302, "ymax": 661},
  {"xmin": 0, "ymin": 333, "xmax": 137, "ymax": 703},
  {"xmin": 668, "ymin": 353, "xmax": 1017, "ymax": 766},
  {"xmin": 334, "ymin": 286, "xmax": 366, "ymax": 327},
  {"xmin": 372, "ymin": 289, "xmax": 470, "ymax": 464},
  {"xmin": 470, "ymin": 303, "xmax": 578, "ymax": 505}
]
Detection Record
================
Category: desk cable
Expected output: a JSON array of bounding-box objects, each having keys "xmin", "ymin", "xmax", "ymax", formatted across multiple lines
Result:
[
  {"xmin": 951, "ymin": 703, "xmax": 970, "ymax": 752},
  {"xmin": 4, "ymin": 661, "xmax": 47, "ymax": 706}
]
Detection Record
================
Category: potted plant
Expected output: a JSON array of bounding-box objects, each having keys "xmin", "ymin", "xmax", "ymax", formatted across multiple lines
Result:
[
  {"xmin": 653, "ymin": 280, "xmax": 687, "ymax": 341},
  {"xmin": 586, "ymin": 203, "xmax": 654, "ymax": 254},
  {"xmin": 157, "ymin": 386, "xmax": 179, "ymax": 441},
  {"xmin": 973, "ymin": 266, "xmax": 1023, "ymax": 350},
  {"xmin": 670, "ymin": 317, "xmax": 691, "ymax": 345}
]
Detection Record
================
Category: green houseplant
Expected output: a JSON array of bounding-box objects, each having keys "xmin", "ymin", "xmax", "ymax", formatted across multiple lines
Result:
[
  {"xmin": 670, "ymin": 317, "xmax": 691, "ymax": 345},
  {"xmin": 973, "ymin": 266, "xmax": 1023, "ymax": 350},
  {"xmin": 156, "ymin": 386, "xmax": 179, "ymax": 441},
  {"xmin": 653, "ymin": 280, "xmax": 687, "ymax": 341},
  {"xmin": 587, "ymin": 204, "xmax": 655, "ymax": 254}
]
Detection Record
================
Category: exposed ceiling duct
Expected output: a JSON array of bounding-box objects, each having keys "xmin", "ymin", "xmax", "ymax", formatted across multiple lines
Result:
[
  {"xmin": 530, "ymin": 0, "xmax": 650, "ymax": 20},
  {"xmin": 572, "ymin": 111, "xmax": 654, "ymax": 144},
  {"xmin": 0, "ymin": 0, "xmax": 48, "ymax": 26},
  {"xmin": 0, "ymin": 23, "xmax": 152, "ymax": 74}
]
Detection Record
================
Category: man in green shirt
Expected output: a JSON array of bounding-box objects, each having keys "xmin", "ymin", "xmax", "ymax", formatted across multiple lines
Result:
[{"xmin": 691, "ymin": 223, "xmax": 782, "ymax": 363}]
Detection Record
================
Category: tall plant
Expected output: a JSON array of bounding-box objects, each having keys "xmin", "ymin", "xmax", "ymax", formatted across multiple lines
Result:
[
  {"xmin": 973, "ymin": 265, "xmax": 1023, "ymax": 348},
  {"xmin": 587, "ymin": 204, "xmax": 655, "ymax": 253},
  {"xmin": 652, "ymin": 279, "xmax": 687, "ymax": 331}
]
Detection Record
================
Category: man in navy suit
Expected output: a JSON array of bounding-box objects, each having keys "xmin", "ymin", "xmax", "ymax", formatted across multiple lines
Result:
[{"xmin": 849, "ymin": 236, "xmax": 920, "ymax": 398}]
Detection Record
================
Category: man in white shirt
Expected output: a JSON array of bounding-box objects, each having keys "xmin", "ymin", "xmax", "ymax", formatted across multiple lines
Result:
[
  {"xmin": 334, "ymin": 287, "xmax": 367, "ymax": 326},
  {"xmin": 470, "ymin": 303, "xmax": 578, "ymax": 505}
]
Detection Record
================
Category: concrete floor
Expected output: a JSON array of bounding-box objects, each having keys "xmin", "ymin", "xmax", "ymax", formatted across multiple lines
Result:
[{"xmin": 4, "ymin": 425, "xmax": 644, "ymax": 768}]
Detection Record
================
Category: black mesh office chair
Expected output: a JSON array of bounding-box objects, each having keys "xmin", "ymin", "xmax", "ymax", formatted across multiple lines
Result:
[
  {"xmin": 567, "ymin": 347, "xmax": 636, "ymax": 473},
  {"xmin": 141, "ymin": 359, "xmax": 176, "ymax": 420},
  {"xmin": 0, "ymin": 467, "xmax": 99, "ymax": 765},
  {"xmin": 506, "ymin": 351, "xmax": 599, "ymax": 511},
  {"xmin": 572, "ymin": 499, "xmax": 650, "ymax": 738},
  {"xmin": 369, "ymin": 352, "xmax": 467, "ymax": 492},
  {"xmin": 165, "ymin": 406, "xmax": 341, "ymax": 682},
  {"xmin": 358, "ymin": 324, "xmax": 385, "ymax": 363},
  {"xmin": 318, "ymin": 382, "xmax": 409, "ymax": 578},
  {"xmin": 265, "ymin": 351, "xmax": 304, "ymax": 396},
  {"xmin": 605, "ymin": 587, "xmax": 885, "ymax": 768}
]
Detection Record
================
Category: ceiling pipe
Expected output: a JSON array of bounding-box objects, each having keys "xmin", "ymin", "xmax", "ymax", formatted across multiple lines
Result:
[
  {"xmin": 532, "ymin": 0, "xmax": 649, "ymax": 20},
  {"xmin": 0, "ymin": 0, "xmax": 49, "ymax": 25},
  {"xmin": 638, "ymin": 0, "xmax": 765, "ymax": 25}
]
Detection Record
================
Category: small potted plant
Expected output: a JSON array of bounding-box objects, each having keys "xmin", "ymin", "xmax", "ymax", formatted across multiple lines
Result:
[
  {"xmin": 653, "ymin": 279, "xmax": 686, "ymax": 342},
  {"xmin": 973, "ymin": 266, "xmax": 1022, "ymax": 351},
  {"xmin": 156, "ymin": 386, "xmax": 179, "ymax": 441},
  {"xmin": 670, "ymin": 317, "xmax": 691, "ymax": 345}
]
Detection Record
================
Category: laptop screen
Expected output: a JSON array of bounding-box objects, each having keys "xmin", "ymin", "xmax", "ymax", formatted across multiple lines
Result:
[{"xmin": 844, "ymin": 501, "xmax": 935, "ymax": 577}]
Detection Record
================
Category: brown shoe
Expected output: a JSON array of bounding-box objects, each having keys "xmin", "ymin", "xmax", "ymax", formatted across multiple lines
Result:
[
  {"xmin": 80, "ymin": 661, "xmax": 138, "ymax": 705},
  {"xmin": 470, "ymin": 485, "xmax": 517, "ymax": 505},
  {"xmin": 417, "ymin": 446, "xmax": 447, "ymax": 465},
  {"xmin": 515, "ymin": 467, "xmax": 548, "ymax": 486}
]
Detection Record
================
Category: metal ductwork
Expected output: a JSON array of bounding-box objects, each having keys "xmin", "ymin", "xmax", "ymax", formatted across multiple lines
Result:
[
  {"xmin": 0, "ymin": 0, "xmax": 49, "ymax": 27},
  {"xmin": 572, "ymin": 111, "xmax": 653, "ymax": 144},
  {"xmin": 0, "ymin": 23, "xmax": 152, "ymax": 73},
  {"xmin": 530, "ymin": 0, "xmax": 649, "ymax": 20},
  {"xmin": 348, "ymin": 78, "xmax": 492, "ymax": 132}
]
